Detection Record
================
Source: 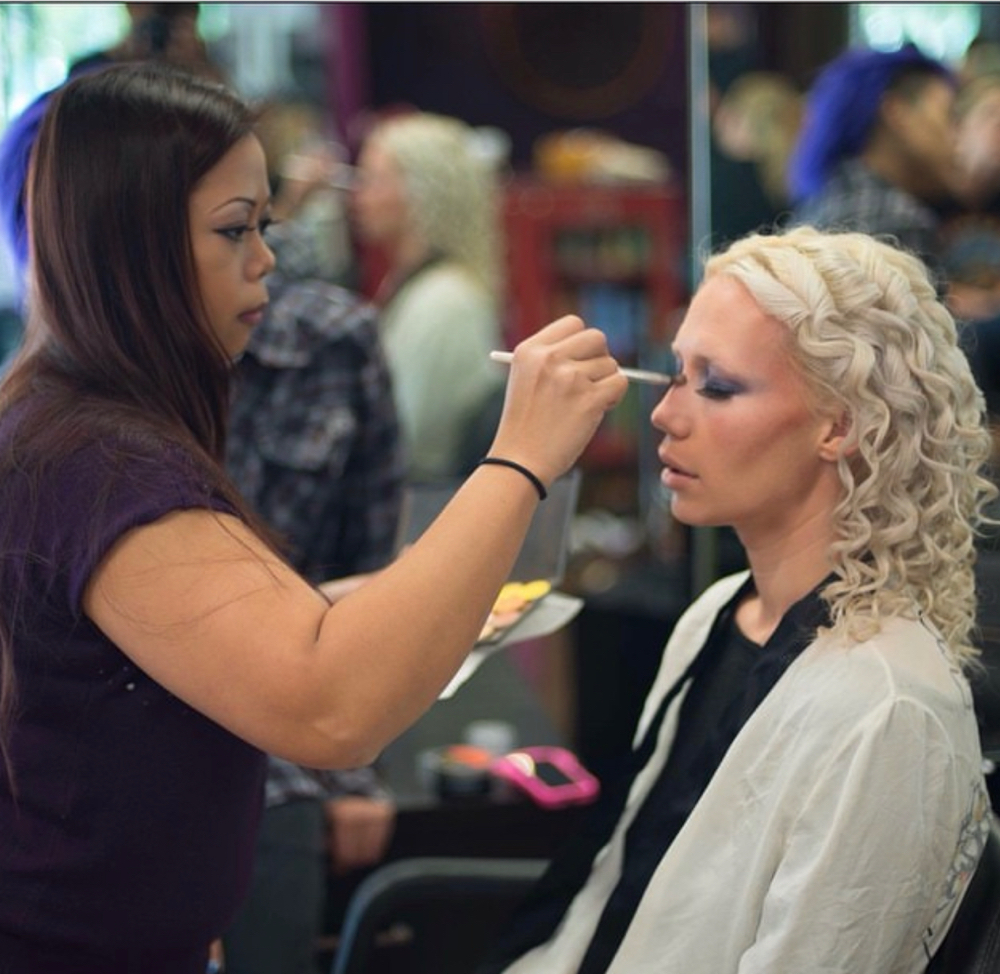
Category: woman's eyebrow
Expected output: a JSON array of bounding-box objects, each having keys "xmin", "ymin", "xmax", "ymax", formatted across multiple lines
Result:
[{"xmin": 209, "ymin": 196, "xmax": 257, "ymax": 214}]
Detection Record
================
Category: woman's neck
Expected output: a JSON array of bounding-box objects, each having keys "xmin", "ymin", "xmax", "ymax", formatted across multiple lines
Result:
[{"xmin": 737, "ymin": 519, "xmax": 835, "ymax": 644}]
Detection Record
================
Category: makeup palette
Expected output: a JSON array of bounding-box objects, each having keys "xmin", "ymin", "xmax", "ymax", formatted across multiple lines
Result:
[
  {"xmin": 396, "ymin": 471, "xmax": 579, "ymax": 660},
  {"xmin": 477, "ymin": 579, "xmax": 553, "ymax": 646}
]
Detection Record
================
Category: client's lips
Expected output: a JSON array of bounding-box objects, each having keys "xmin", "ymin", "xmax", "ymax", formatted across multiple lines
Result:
[{"xmin": 660, "ymin": 450, "xmax": 694, "ymax": 478}]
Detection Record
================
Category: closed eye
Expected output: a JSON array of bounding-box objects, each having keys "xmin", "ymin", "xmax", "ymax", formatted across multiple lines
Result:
[
  {"xmin": 697, "ymin": 379, "xmax": 743, "ymax": 400},
  {"xmin": 670, "ymin": 351, "xmax": 744, "ymax": 400}
]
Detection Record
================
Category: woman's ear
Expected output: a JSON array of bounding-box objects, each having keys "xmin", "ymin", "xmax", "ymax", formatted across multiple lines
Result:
[{"xmin": 818, "ymin": 412, "xmax": 854, "ymax": 461}]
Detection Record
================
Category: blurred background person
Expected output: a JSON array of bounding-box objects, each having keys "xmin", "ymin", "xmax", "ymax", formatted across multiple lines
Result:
[
  {"xmin": 350, "ymin": 110, "xmax": 506, "ymax": 484},
  {"xmin": 943, "ymin": 72, "xmax": 1000, "ymax": 324},
  {"xmin": 255, "ymin": 97, "xmax": 356, "ymax": 289},
  {"xmin": 788, "ymin": 44, "xmax": 960, "ymax": 284},
  {"xmin": 221, "ymin": 104, "xmax": 404, "ymax": 974},
  {"xmin": 958, "ymin": 35, "xmax": 1000, "ymax": 88},
  {"xmin": 0, "ymin": 2, "xmax": 222, "ymax": 333},
  {"xmin": 68, "ymin": 2, "xmax": 218, "ymax": 78},
  {"xmin": 938, "ymin": 70, "xmax": 1000, "ymax": 460},
  {"xmin": 955, "ymin": 72, "xmax": 1000, "ymax": 215},
  {"xmin": 710, "ymin": 70, "xmax": 803, "ymax": 247}
]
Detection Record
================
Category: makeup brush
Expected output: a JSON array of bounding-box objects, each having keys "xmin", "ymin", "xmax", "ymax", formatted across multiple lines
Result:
[{"xmin": 489, "ymin": 350, "xmax": 675, "ymax": 387}]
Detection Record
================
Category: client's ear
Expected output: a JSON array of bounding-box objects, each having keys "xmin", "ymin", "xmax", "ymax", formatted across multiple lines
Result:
[{"xmin": 818, "ymin": 412, "xmax": 854, "ymax": 462}]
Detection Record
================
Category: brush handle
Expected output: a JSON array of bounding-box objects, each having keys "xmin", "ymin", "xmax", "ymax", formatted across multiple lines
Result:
[{"xmin": 489, "ymin": 350, "xmax": 674, "ymax": 387}]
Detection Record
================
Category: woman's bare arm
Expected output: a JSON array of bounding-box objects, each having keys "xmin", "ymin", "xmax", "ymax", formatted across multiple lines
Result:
[{"xmin": 82, "ymin": 317, "xmax": 626, "ymax": 767}]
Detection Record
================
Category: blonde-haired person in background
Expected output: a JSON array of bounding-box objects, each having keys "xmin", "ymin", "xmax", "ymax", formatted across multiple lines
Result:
[
  {"xmin": 479, "ymin": 225, "xmax": 994, "ymax": 974},
  {"xmin": 713, "ymin": 71, "xmax": 803, "ymax": 216},
  {"xmin": 351, "ymin": 110, "xmax": 506, "ymax": 482}
]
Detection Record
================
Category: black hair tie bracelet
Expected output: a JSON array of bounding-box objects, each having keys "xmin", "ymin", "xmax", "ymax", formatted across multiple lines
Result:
[{"xmin": 477, "ymin": 457, "xmax": 548, "ymax": 501}]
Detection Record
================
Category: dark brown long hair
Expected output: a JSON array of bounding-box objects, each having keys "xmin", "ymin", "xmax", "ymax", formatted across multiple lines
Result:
[{"xmin": 0, "ymin": 63, "xmax": 272, "ymax": 782}]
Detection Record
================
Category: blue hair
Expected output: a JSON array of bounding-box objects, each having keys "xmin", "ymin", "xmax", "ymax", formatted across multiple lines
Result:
[
  {"xmin": 0, "ymin": 60, "xmax": 120, "ymax": 303},
  {"xmin": 0, "ymin": 88, "xmax": 51, "ymax": 291},
  {"xmin": 787, "ymin": 44, "xmax": 952, "ymax": 203}
]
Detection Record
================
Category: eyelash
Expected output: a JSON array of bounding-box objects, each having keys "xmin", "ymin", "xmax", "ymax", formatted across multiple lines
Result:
[
  {"xmin": 697, "ymin": 379, "xmax": 742, "ymax": 401},
  {"xmin": 671, "ymin": 363, "xmax": 741, "ymax": 401},
  {"xmin": 216, "ymin": 217, "xmax": 276, "ymax": 243}
]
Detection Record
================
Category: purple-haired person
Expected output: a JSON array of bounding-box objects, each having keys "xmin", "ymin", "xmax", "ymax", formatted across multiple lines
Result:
[{"xmin": 789, "ymin": 44, "xmax": 961, "ymax": 284}]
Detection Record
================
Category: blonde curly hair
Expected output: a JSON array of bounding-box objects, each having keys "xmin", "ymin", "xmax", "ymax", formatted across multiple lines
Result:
[
  {"xmin": 705, "ymin": 226, "xmax": 997, "ymax": 666},
  {"xmin": 366, "ymin": 112, "xmax": 501, "ymax": 297}
]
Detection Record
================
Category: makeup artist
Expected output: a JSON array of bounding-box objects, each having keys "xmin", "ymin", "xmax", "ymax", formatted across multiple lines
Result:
[
  {"xmin": 478, "ymin": 225, "xmax": 992, "ymax": 974},
  {"xmin": 350, "ymin": 110, "xmax": 506, "ymax": 482},
  {"xmin": 0, "ymin": 64, "xmax": 627, "ymax": 973}
]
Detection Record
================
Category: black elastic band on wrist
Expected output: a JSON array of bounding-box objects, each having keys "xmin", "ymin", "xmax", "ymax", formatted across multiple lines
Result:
[{"xmin": 477, "ymin": 457, "xmax": 548, "ymax": 501}]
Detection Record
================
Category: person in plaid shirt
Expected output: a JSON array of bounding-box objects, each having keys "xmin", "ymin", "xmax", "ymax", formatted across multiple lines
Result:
[{"xmin": 222, "ymin": 214, "xmax": 405, "ymax": 974}]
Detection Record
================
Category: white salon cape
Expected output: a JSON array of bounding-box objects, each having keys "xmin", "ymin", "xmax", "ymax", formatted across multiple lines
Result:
[{"xmin": 502, "ymin": 572, "xmax": 990, "ymax": 974}]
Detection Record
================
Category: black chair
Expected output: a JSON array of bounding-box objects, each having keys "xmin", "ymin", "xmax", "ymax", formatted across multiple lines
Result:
[
  {"xmin": 330, "ymin": 818, "xmax": 1000, "ymax": 974},
  {"xmin": 927, "ymin": 812, "xmax": 1000, "ymax": 974},
  {"xmin": 972, "ymin": 550, "xmax": 1000, "ymax": 808},
  {"xmin": 329, "ymin": 857, "xmax": 547, "ymax": 974}
]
